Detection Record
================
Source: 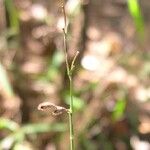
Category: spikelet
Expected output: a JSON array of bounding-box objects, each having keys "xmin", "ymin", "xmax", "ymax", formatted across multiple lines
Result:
[{"xmin": 38, "ymin": 102, "xmax": 68, "ymax": 116}]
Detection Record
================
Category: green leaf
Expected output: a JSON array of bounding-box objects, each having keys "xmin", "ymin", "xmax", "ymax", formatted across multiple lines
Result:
[
  {"xmin": 127, "ymin": 0, "xmax": 145, "ymax": 38},
  {"xmin": 4, "ymin": 0, "xmax": 20, "ymax": 34},
  {"xmin": 43, "ymin": 51, "xmax": 64, "ymax": 81},
  {"xmin": 51, "ymin": 51, "xmax": 64, "ymax": 68},
  {"xmin": 0, "ymin": 63, "xmax": 13, "ymax": 96},
  {"xmin": 21, "ymin": 123, "xmax": 67, "ymax": 134},
  {"xmin": 0, "ymin": 118, "xmax": 19, "ymax": 131},
  {"xmin": 112, "ymin": 99, "xmax": 126, "ymax": 121},
  {"xmin": 65, "ymin": 95, "xmax": 85, "ymax": 111},
  {"xmin": 0, "ymin": 122, "xmax": 67, "ymax": 149}
]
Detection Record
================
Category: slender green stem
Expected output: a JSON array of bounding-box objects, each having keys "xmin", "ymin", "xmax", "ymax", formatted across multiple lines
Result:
[
  {"xmin": 62, "ymin": 9, "xmax": 74, "ymax": 150},
  {"xmin": 61, "ymin": 1, "xmax": 77, "ymax": 149},
  {"xmin": 69, "ymin": 76, "xmax": 74, "ymax": 150}
]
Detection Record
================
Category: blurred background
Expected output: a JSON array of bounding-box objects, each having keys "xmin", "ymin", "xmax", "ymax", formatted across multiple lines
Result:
[{"xmin": 0, "ymin": 0, "xmax": 150, "ymax": 149}]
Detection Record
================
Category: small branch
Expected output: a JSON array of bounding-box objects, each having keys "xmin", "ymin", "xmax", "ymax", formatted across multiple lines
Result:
[
  {"xmin": 62, "ymin": 28, "xmax": 70, "ymax": 74},
  {"xmin": 71, "ymin": 51, "xmax": 80, "ymax": 72}
]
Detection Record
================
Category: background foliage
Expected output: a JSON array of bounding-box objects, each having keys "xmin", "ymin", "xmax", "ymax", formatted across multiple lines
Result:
[{"xmin": 0, "ymin": 0, "xmax": 149, "ymax": 149}]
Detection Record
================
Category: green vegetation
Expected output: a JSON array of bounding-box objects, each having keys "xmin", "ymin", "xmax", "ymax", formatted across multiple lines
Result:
[{"xmin": 127, "ymin": 0, "xmax": 145, "ymax": 38}]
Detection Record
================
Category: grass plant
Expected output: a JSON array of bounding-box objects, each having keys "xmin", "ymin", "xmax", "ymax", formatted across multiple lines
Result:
[{"xmin": 38, "ymin": 1, "xmax": 79, "ymax": 150}]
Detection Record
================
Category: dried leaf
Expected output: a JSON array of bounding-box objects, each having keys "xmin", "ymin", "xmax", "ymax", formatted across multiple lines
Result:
[{"xmin": 38, "ymin": 102, "xmax": 68, "ymax": 116}]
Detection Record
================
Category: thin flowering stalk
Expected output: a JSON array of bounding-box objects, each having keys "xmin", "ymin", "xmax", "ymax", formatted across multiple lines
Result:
[
  {"xmin": 61, "ymin": 1, "xmax": 79, "ymax": 150},
  {"xmin": 38, "ymin": 1, "xmax": 79, "ymax": 149}
]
